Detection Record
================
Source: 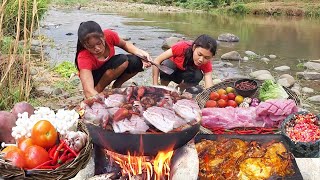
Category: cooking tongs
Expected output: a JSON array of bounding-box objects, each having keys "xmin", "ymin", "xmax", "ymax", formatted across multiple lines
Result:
[{"xmin": 137, "ymin": 54, "xmax": 174, "ymax": 75}]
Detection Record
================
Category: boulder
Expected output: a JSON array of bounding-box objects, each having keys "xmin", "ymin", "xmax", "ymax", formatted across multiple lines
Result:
[
  {"xmin": 249, "ymin": 70, "xmax": 271, "ymax": 78},
  {"xmin": 296, "ymin": 72, "xmax": 320, "ymax": 80},
  {"xmin": 269, "ymin": 54, "xmax": 277, "ymax": 59},
  {"xmin": 303, "ymin": 62, "xmax": 320, "ymax": 71},
  {"xmin": 302, "ymin": 87, "xmax": 314, "ymax": 94},
  {"xmin": 162, "ymin": 37, "xmax": 183, "ymax": 50},
  {"xmin": 220, "ymin": 51, "xmax": 242, "ymax": 61},
  {"xmin": 307, "ymin": 95, "xmax": 320, "ymax": 103},
  {"xmin": 256, "ymin": 73, "xmax": 275, "ymax": 81},
  {"xmin": 260, "ymin": 57, "xmax": 270, "ymax": 62},
  {"xmin": 278, "ymin": 74, "xmax": 295, "ymax": 87},
  {"xmin": 217, "ymin": 33, "xmax": 239, "ymax": 42}
]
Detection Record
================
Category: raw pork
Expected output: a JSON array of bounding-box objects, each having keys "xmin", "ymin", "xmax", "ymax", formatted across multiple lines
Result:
[
  {"xmin": 173, "ymin": 99, "xmax": 201, "ymax": 122},
  {"xmin": 143, "ymin": 107, "xmax": 187, "ymax": 133},
  {"xmin": 112, "ymin": 115, "xmax": 149, "ymax": 133}
]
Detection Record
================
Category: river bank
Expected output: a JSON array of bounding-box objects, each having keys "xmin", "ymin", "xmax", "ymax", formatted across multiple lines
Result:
[{"xmin": 51, "ymin": 0, "xmax": 320, "ymax": 17}]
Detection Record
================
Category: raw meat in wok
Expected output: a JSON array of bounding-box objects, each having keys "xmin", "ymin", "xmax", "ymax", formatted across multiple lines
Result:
[
  {"xmin": 143, "ymin": 107, "xmax": 187, "ymax": 133},
  {"xmin": 173, "ymin": 99, "xmax": 201, "ymax": 122}
]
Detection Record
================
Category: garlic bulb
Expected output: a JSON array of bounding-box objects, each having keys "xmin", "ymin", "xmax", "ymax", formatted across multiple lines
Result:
[
  {"xmin": 243, "ymin": 97, "xmax": 252, "ymax": 104},
  {"xmin": 239, "ymin": 102, "xmax": 250, "ymax": 108}
]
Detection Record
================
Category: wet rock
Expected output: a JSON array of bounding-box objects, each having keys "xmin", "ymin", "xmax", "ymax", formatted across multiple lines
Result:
[
  {"xmin": 161, "ymin": 37, "xmax": 183, "ymax": 50},
  {"xmin": 260, "ymin": 57, "xmax": 270, "ymax": 62},
  {"xmin": 274, "ymin": 66, "xmax": 290, "ymax": 71},
  {"xmin": 220, "ymin": 51, "xmax": 242, "ymax": 61},
  {"xmin": 307, "ymin": 95, "xmax": 320, "ymax": 103},
  {"xmin": 217, "ymin": 33, "xmax": 239, "ymax": 42},
  {"xmin": 120, "ymin": 35, "xmax": 131, "ymax": 41},
  {"xmin": 269, "ymin": 54, "xmax": 277, "ymax": 59},
  {"xmin": 245, "ymin": 50, "xmax": 257, "ymax": 56},
  {"xmin": 302, "ymin": 87, "xmax": 314, "ymax": 94},
  {"xmin": 249, "ymin": 70, "xmax": 271, "ymax": 78},
  {"xmin": 256, "ymin": 73, "xmax": 275, "ymax": 81},
  {"xmin": 304, "ymin": 62, "xmax": 320, "ymax": 71},
  {"xmin": 296, "ymin": 72, "xmax": 320, "ymax": 80},
  {"xmin": 243, "ymin": 56, "xmax": 249, "ymax": 61}
]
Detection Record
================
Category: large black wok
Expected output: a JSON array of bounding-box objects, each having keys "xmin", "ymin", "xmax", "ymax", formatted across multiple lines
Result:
[{"xmin": 86, "ymin": 122, "xmax": 200, "ymax": 156}]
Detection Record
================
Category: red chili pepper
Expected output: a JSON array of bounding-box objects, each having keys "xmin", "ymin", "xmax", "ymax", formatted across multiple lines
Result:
[
  {"xmin": 32, "ymin": 160, "xmax": 53, "ymax": 169},
  {"xmin": 58, "ymin": 152, "xmax": 69, "ymax": 165},
  {"xmin": 49, "ymin": 145, "xmax": 58, "ymax": 159},
  {"xmin": 63, "ymin": 142, "xmax": 78, "ymax": 157},
  {"xmin": 67, "ymin": 152, "xmax": 76, "ymax": 158},
  {"xmin": 52, "ymin": 141, "xmax": 66, "ymax": 165}
]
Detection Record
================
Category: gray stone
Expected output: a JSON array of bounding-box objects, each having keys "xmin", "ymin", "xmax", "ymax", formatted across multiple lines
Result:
[
  {"xmin": 310, "ymin": 59, "xmax": 320, "ymax": 63},
  {"xmin": 307, "ymin": 95, "xmax": 320, "ymax": 102},
  {"xmin": 220, "ymin": 51, "xmax": 242, "ymax": 61},
  {"xmin": 256, "ymin": 73, "xmax": 275, "ymax": 81},
  {"xmin": 304, "ymin": 62, "xmax": 320, "ymax": 71},
  {"xmin": 274, "ymin": 66, "xmax": 290, "ymax": 71},
  {"xmin": 278, "ymin": 74, "xmax": 295, "ymax": 87},
  {"xmin": 249, "ymin": 70, "xmax": 271, "ymax": 78},
  {"xmin": 260, "ymin": 57, "xmax": 270, "ymax": 62},
  {"xmin": 291, "ymin": 88, "xmax": 301, "ymax": 96},
  {"xmin": 31, "ymin": 39, "xmax": 40, "ymax": 46},
  {"xmin": 245, "ymin": 50, "xmax": 257, "ymax": 56},
  {"xmin": 269, "ymin": 54, "xmax": 277, "ymax": 59},
  {"xmin": 302, "ymin": 87, "xmax": 314, "ymax": 94},
  {"xmin": 243, "ymin": 56, "xmax": 249, "ymax": 61},
  {"xmin": 30, "ymin": 67, "xmax": 38, "ymax": 76},
  {"xmin": 296, "ymin": 72, "xmax": 320, "ymax": 80},
  {"xmin": 217, "ymin": 33, "xmax": 239, "ymax": 42},
  {"xmin": 52, "ymin": 88, "xmax": 63, "ymax": 95},
  {"xmin": 161, "ymin": 37, "xmax": 183, "ymax": 50},
  {"xmin": 35, "ymin": 86, "xmax": 54, "ymax": 97}
]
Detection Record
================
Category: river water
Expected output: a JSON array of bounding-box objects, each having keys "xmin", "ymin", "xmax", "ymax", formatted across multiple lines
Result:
[{"xmin": 39, "ymin": 9, "xmax": 320, "ymax": 88}]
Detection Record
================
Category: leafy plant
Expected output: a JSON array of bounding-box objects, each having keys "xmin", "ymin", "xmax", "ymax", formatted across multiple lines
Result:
[{"xmin": 53, "ymin": 61, "xmax": 77, "ymax": 78}]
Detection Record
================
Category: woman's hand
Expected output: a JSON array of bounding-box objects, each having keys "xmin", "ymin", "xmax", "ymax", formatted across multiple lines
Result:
[{"xmin": 136, "ymin": 50, "xmax": 152, "ymax": 68}]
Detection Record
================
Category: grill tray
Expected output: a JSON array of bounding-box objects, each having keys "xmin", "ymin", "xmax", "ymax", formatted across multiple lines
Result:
[{"xmin": 195, "ymin": 134, "xmax": 303, "ymax": 180}]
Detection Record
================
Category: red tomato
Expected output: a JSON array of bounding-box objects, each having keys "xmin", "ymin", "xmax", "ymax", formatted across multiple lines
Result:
[
  {"xmin": 227, "ymin": 93, "xmax": 236, "ymax": 100},
  {"xmin": 205, "ymin": 100, "xmax": 217, "ymax": 107},
  {"xmin": 5, "ymin": 149, "xmax": 26, "ymax": 168},
  {"xmin": 209, "ymin": 92, "xmax": 220, "ymax": 101},
  {"xmin": 18, "ymin": 138, "xmax": 34, "ymax": 152},
  {"xmin": 217, "ymin": 99, "xmax": 227, "ymax": 108},
  {"xmin": 219, "ymin": 94, "xmax": 229, "ymax": 101},
  {"xmin": 227, "ymin": 100, "xmax": 238, "ymax": 108},
  {"xmin": 31, "ymin": 120, "xmax": 57, "ymax": 148},
  {"xmin": 24, "ymin": 145, "xmax": 49, "ymax": 169}
]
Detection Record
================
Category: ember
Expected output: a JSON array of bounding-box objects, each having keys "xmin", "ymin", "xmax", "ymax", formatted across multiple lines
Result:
[{"xmin": 106, "ymin": 150, "xmax": 174, "ymax": 180}]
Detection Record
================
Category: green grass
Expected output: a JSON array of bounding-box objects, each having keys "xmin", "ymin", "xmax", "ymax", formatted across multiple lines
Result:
[
  {"xmin": 53, "ymin": 61, "xmax": 77, "ymax": 78},
  {"xmin": 52, "ymin": 0, "xmax": 89, "ymax": 6}
]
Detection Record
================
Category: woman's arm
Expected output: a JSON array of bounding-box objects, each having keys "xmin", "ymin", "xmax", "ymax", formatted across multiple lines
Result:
[
  {"xmin": 203, "ymin": 72, "xmax": 214, "ymax": 88},
  {"xmin": 79, "ymin": 69, "xmax": 99, "ymax": 98},
  {"xmin": 117, "ymin": 39, "xmax": 151, "ymax": 67},
  {"xmin": 152, "ymin": 49, "xmax": 173, "ymax": 85}
]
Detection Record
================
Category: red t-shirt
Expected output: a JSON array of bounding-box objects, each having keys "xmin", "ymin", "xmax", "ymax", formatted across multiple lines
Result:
[
  {"xmin": 77, "ymin": 29, "xmax": 120, "ymax": 70},
  {"xmin": 170, "ymin": 41, "xmax": 212, "ymax": 73}
]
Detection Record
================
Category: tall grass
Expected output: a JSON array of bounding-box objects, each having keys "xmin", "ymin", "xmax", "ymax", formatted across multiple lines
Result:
[{"xmin": 0, "ymin": 0, "xmax": 49, "ymax": 110}]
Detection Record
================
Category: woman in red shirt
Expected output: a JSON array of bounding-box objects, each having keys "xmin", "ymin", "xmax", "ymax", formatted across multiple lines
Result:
[
  {"xmin": 152, "ymin": 34, "xmax": 217, "ymax": 90},
  {"xmin": 75, "ymin": 21, "xmax": 151, "ymax": 98}
]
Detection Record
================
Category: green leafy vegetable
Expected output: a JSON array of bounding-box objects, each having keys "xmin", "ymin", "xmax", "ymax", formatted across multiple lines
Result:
[
  {"xmin": 53, "ymin": 61, "xmax": 77, "ymax": 78},
  {"xmin": 258, "ymin": 80, "xmax": 289, "ymax": 101}
]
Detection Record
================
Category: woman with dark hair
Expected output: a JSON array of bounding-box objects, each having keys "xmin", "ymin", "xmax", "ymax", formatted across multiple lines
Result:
[
  {"xmin": 75, "ymin": 21, "xmax": 151, "ymax": 98},
  {"xmin": 152, "ymin": 34, "xmax": 217, "ymax": 90}
]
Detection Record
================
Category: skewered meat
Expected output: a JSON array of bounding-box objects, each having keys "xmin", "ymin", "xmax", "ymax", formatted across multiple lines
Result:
[{"xmin": 143, "ymin": 107, "xmax": 187, "ymax": 133}]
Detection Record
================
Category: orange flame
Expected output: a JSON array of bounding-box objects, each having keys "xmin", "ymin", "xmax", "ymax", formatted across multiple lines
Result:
[{"xmin": 106, "ymin": 150, "xmax": 174, "ymax": 180}]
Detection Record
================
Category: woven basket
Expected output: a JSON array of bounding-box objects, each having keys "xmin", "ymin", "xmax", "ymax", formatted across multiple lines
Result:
[
  {"xmin": 0, "ymin": 121, "xmax": 93, "ymax": 180},
  {"xmin": 196, "ymin": 78, "xmax": 301, "ymax": 134},
  {"xmin": 281, "ymin": 111, "xmax": 320, "ymax": 158}
]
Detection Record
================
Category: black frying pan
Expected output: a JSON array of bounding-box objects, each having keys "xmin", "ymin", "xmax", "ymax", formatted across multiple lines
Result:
[{"xmin": 86, "ymin": 122, "xmax": 200, "ymax": 156}]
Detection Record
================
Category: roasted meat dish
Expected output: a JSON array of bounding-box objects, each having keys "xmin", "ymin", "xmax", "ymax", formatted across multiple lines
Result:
[{"xmin": 196, "ymin": 139, "xmax": 294, "ymax": 180}]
